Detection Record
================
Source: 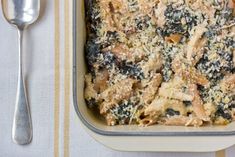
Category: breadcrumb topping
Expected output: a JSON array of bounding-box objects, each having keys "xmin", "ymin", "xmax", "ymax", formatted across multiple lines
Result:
[{"xmin": 85, "ymin": 0, "xmax": 235, "ymax": 126}]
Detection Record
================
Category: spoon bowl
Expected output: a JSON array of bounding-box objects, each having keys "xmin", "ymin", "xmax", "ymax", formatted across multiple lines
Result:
[
  {"xmin": 1, "ymin": 0, "xmax": 40, "ymax": 145},
  {"xmin": 2, "ymin": 0, "xmax": 40, "ymax": 29}
]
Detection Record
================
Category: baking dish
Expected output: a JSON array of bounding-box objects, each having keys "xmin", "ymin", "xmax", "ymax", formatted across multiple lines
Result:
[{"xmin": 72, "ymin": 0, "xmax": 235, "ymax": 152}]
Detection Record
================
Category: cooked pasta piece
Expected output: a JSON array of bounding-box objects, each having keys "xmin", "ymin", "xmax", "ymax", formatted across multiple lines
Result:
[
  {"xmin": 99, "ymin": 78, "xmax": 137, "ymax": 114},
  {"xmin": 100, "ymin": 78, "xmax": 137, "ymax": 103},
  {"xmin": 140, "ymin": 53, "xmax": 163, "ymax": 77},
  {"xmin": 103, "ymin": 43, "xmax": 132, "ymax": 60},
  {"xmin": 189, "ymin": 84, "xmax": 210, "ymax": 121},
  {"xmin": 99, "ymin": 101, "xmax": 116, "ymax": 114},
  {"xmin": 158, "ymin": 78, "xmax": 193, "ymax": 101},
  {"xmin": 94, "ymin": 69, "xmax": 109, "ymax": 93},
  {"xmin": 144, "ymin": 98, "xmax": 166, "ymax": 117},
  {"xmin": 228, "ymin": 0, "xmax": 235, "ymax": 16},
  {"xmin": 144, "ymin": 98, "xmax": 187, "ymax": 117},
  {"xmin": 154, "ymin": 0, "xmax": 167, "ymax": 27},
  {"xmin": 139, "ymin": 115, "xmax": 159, "ymax": 126},
  {"xmin": 158, "ymin": 87, "xmax": 193, "ymax": 101},
  {"xmin": 186, "ymin": 23, "xmax": 207, "ymax": 65},
  {"xmin": 172, "ymin": 57, "xmax": 209, "ymax": 86},
  {"xmin": 141, "ymin": 73, "xmax": 162, "ymax": 104},
  {"xmin": 159, "ymin": 116, "xmax": 203, "ymax": 126}
]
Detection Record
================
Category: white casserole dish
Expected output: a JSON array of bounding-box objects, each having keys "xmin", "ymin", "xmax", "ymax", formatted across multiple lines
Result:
[{"xmin": 72, "ymin": 0, "xmax": 235, "ymax": 152}]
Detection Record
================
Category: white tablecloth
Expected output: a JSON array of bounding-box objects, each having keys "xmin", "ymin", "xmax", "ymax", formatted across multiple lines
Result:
[{"xmin": 0, "ymin": 1, "xmax": 234, "ymax": 157}]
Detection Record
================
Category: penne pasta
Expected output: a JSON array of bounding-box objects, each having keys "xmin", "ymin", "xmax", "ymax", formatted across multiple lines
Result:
[
  {"xmin": 172, "ymin": 57, "xmax": 210, "ymax": 86},
  {"xmin": 159, "ymin": 116, "xmax": 203, "ymax": 127},
  {"xmin": 140, "ymin": 53, "xmax": 163, "ymax": 77},
  {"xmin": 158, "ymin": 78, "xmax": 194, "ymax": 101},
  {"xmin": 186, "ymin": 23, "xmax": 207, "ymax": 65},
  {"xmin": 154, "ymin": 0, "xmax": 167, "ymax": 27},
  {"xmin": 94, "ymin": 69, "xmax": 109, "ymax": 93},
  {"xmin": 139, "ymin": 115, "xmax": 159, "ymax": 126},
  {"xmin": 228, "ymin": 0, "xmax": 235, "ymax": 16},
  {"xmin": 144, "ymin": 98, "xmax": 187, "ymax": 117},
  {"xmin": 141, "ymin": 73, "xmax": 162, "ymax": 104},
  {"xmin": 188, "ymin": 84, "xmax": 210, "ymax": 121},
  {"xmin": 110, "ymin": 44, "xmax": 132, "ymax": 60},
  {"xmin": 144, "ymin": 98, "xmax": 166, "ymax": 116},
  {"xmin": 158, "ymin": 87, "xmax": 193, "ymax": 101},
  {"xmin": 100, "ymin": 78, "xmax": 136, "ymax": 102}
]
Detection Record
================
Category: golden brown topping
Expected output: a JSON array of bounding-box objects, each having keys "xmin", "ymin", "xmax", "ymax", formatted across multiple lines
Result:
[
  {"xmin": 105, "ymin": 113, "xmax": 117, "ymax": 126},
  {"xmin": 85, "ymin": 0, "xmax": 235, "ymax": 127},
  {"xmin": 165, "ymin": 34, "xmax": 182, "ymax": 44},
  {"xmin": 84, "ymin": 74, "xmax": 98, "ymax": 100}
]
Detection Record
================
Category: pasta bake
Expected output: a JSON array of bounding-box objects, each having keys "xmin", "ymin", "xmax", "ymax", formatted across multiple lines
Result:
[{"xmin": 84, "ymin": 0, "xmax": 235, "ymax": 126}]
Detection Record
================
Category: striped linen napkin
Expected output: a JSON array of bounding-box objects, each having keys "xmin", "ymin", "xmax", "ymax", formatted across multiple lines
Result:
[{"xmin": 0, "ymin": 0, "xmax": 234, "ymax": 157}]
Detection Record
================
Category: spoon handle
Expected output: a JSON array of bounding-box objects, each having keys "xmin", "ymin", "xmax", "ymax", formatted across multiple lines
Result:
[{"xmin": 12, "ymin": 29, "xmax": 32, "ymax": 145}]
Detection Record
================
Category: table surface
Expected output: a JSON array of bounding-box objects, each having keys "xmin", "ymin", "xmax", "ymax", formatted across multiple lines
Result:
[{"xmin": 0, "ymin": 0, "xmax": 234, "ymax": 157}]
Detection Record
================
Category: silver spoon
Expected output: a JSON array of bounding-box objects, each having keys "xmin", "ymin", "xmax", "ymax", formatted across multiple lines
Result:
[{"xmin": 1, "ymin": 0, "xmax": 40, "ymax": 145}]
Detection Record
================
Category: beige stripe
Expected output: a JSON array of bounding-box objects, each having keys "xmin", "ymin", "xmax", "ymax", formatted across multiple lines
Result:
[
  {"xmin": 216, "ymin": 150, "xmax": 226, "ymax": 157},
  {"xmin": 54, "ymin": 0, "xmax": 60, "ymax": 157},
  {"xmin": 64, "ymin": 0, "xmax": 71, "ymax": 156}
]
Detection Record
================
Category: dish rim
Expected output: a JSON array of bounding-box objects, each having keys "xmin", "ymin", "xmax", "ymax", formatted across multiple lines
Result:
[{"xmin": 72, "ymin": 0, "xmax": 235, "ymax": 137}]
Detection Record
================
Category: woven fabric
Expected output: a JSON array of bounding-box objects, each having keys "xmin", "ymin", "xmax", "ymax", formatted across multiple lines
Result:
[{"xmin": 0, "ymin": 1, "xmax": 234, "ymax": 157}]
